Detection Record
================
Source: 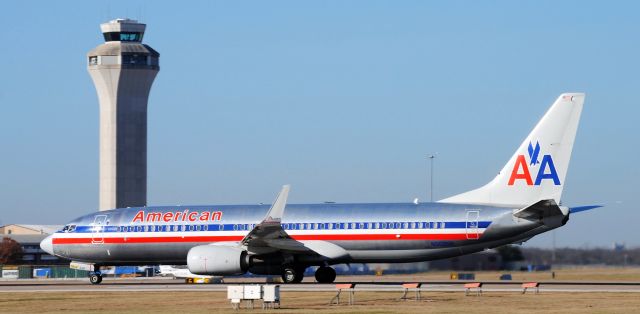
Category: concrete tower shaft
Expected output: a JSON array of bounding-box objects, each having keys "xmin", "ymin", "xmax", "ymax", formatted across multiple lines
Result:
[{"xmin": 87, "ymin": 19, "xmax": 159, "ymax": 210}]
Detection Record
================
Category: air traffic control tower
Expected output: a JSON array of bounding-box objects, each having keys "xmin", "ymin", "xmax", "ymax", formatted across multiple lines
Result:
[{"xmin": 87, "ymin": 19, "xmax": 159, "ymax": 210}]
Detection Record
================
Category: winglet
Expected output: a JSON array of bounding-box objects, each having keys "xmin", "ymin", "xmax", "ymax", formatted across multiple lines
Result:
[{"xmin": 263, "ymin": 185, "xmax": 290, "ymax": 223}]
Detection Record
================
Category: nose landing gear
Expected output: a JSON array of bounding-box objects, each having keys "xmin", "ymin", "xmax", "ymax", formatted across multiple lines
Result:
[
  {"xmin": 88, "ymin": 266, "xmax": 102, "ymax": 284},
  {"xmin": 88, "ymin": 271, "xmax": 103, "ymax": 284}
]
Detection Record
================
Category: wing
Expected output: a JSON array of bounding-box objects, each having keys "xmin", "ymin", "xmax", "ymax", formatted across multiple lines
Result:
[
  {"xmin": 241, "ymin": 185, "xmax": 305, "ymax": 254},
  {"xmin": 240, "ymin": 185, "xmax": 348, "ymax": 260}
]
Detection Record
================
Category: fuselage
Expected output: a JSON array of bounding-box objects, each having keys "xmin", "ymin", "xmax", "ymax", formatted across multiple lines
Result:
[{"xmin": 45, "ymin": 202, "xmax": 556, "ymax": 267}]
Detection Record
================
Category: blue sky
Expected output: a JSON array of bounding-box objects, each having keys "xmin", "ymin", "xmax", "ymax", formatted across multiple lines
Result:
[{"xmin": 0, "ymin": 1, "xmax": 638, "ymax": 248}]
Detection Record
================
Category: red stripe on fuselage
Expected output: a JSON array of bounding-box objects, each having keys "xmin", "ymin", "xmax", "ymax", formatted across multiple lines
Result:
[{"xmin": 51, "ymin": 233, "xmax": 472, "ymax": 245}]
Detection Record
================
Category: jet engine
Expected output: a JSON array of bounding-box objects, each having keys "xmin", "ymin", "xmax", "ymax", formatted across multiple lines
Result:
[{"xmin": 187, "ymin": 245, "xmax": 249, "ymax": 275}]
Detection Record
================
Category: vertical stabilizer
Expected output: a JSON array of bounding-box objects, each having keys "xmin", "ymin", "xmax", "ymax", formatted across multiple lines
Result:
[{"xmin": 440, "ymin": 93, "xmax": 585, "ymax": 207}]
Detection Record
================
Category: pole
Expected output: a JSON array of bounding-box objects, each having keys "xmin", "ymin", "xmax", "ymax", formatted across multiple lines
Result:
[
  {"xmin": 427, "ymin": 155, "xmax": 436, "ymax": 202},
  {"xmin": 552, "ymin": 230, "xmax": 556, "ymax": 264}
]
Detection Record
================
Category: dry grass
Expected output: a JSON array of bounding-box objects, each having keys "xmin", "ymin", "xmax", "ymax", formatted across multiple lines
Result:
[
  {"xmin": 2, "ymin": 268, "xmax": 639, "ymax": 313},
  {"xmin": 320, "ymin": 267, "xmax": 640, "ymax": 283},
  {"xmin": 1, "ymin": 291, "xmax": 639, "ymax": 314}
]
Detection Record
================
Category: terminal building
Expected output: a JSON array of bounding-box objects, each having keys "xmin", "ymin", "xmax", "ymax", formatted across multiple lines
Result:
[{"xmin": 0, "ymin": 224, "xmax": 65, "ymax": 265}]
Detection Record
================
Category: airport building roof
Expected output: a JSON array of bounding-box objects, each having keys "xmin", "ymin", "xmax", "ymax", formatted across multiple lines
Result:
[{"xmin": 0, "ymin": 224, "xmax": 61, "ymax": 235}]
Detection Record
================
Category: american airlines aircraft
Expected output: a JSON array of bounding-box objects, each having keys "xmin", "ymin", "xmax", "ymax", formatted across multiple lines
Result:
[{"xmin": 41, "ymin": 93, "xmax": 598, "ymax": 284}]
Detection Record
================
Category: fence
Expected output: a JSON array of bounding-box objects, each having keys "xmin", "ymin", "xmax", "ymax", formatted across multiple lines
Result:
[{"xmin": 0, "ymin": 265, "xmax": 89, "ymax": 279}]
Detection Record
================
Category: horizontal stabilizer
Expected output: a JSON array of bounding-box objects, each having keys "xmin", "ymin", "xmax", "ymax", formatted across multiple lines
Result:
[
  {"xmin": 569, "ymin": 205, "xmax": 603, "ymax": 214},
  {"xmin": 513, "ymin": 199, "xmax": 566, "ymax": 220}
]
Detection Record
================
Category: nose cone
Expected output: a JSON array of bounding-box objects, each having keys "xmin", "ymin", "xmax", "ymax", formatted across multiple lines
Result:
[{"xmin": 40, "ymin": 235, "xmax": 54, "ymax": 256}]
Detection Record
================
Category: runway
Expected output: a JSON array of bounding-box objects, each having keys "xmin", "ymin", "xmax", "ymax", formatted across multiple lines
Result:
[{"xmin": 3, "ymin": 278, "xmax": 640, "ymax": 293}]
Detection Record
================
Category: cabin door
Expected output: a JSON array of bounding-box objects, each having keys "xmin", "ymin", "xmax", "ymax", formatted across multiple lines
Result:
[
  {"xmin": 91, "ymin": 215, "xmax": 107, "ymax": 244},
  {"xmin": 465, "ymin": 210, "xmax": 479, "ymax": 240}
]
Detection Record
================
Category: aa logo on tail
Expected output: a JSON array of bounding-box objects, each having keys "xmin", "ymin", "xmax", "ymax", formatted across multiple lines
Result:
[{"xmin": 508, "ymin": 141, "xmax": 560, "ymax": 186}]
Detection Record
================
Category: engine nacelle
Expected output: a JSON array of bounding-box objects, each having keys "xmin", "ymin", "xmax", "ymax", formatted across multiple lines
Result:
[{"xmin": 187, "ymin": 245, "xmax": 249, "ymax": 275}]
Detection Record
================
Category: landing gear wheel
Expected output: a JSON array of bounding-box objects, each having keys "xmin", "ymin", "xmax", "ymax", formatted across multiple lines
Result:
[
  {"xmin": 281, "ymin": 266, "xmax": 305, "ymax": 283},
  {"xmin": 89, "ymin": 273, "xmax": 103, "ymax": 284},
  {"xmin": 315, "ymin": 266, "xmax": 336, "ymax": 283}
]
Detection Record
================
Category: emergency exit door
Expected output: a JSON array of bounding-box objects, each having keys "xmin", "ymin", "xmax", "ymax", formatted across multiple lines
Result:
[
  {"xmin": 92, "ymin": 215, "xmax": 107, "ymax": 244},
  {"xmin": 465, "ymin": 210, "xmax": 479, "ymax": 240}
]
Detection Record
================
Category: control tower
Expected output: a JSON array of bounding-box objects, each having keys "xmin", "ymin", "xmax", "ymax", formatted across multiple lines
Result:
[{"xmin": 87, "ymin": 19, "xmax": 159, "ymax": 210}]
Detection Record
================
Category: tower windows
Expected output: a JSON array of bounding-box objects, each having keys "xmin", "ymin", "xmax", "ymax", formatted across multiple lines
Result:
[
  {"xmin": 103, "ymin": 32, "xmax": 143, "ymax": 42},
  {"xmin": 122, "ymin": 55, "xmax": 147, "ymax": 65}
]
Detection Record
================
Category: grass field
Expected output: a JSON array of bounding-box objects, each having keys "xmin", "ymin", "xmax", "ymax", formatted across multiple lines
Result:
[
  {"xmin": 321, "ymin": 267, "xmax": 640, "ymax": 283},
  {"xmin": 219, "ymin": 267, "xmax": 640, "ymax": 284},
  {"xmin": 2, "ymin": 268, "xmax": 639, "ymax": 313},
  {"xmin": 1, "ymin": 291, "xmax": 639, "ymax": 314}
]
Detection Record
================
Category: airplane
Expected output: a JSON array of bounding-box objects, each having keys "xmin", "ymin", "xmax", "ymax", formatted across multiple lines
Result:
[{"xmin": 41, "ymin": 93, "xmax": 599, "ymax": 285}]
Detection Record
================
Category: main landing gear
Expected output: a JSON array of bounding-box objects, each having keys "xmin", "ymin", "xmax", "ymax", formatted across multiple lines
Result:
[
  {"xmin": 314, "ymin": 266, "xmax": 336, "ymax": 284},
  {"xmin": 281, "ymin": 266, "xmax": 305, "ymax": 284},
  {"xmin": 280, "ymin": 265, "xmax": 337, "ymax": 284}
]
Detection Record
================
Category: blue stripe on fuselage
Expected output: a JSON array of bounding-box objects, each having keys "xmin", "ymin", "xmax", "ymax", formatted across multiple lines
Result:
[{"xmin": 66, "ymin": 221, "xmax": 492, "ymax": 234}]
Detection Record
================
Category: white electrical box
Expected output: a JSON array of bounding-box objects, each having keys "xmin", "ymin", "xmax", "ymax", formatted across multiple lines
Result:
[
  {"xmin": 262, "ymin": 285, "xmax": 280, "ymax": 302},
  {"xmin": 243, "ymin": 285, "xmax": 262, "ymax": 300},
  {"xmin": 227, "ymin": 286, "xmax": 244, "ymax": 300}
]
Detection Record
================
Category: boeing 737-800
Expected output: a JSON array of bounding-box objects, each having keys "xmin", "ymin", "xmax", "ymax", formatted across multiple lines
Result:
[{"xmin": 41, "ymin": 93, "xmax": 598, "ymax": 284}]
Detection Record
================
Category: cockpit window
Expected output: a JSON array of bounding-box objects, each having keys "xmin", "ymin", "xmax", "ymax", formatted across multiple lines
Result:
[{"xmin": 61, "ymin": 224, "xmax": 76, "ymax": 233}]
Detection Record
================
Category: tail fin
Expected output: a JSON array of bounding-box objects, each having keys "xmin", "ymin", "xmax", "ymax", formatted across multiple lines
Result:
[{"xmin": 440, "ymin": 93, "xmax": 585, "ymax": 207}]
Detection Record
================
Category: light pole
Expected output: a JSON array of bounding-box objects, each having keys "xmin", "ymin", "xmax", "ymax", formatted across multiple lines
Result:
[{"xmin": 427, "ymin": 154, "xmax": 436, "ymax": 202}]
